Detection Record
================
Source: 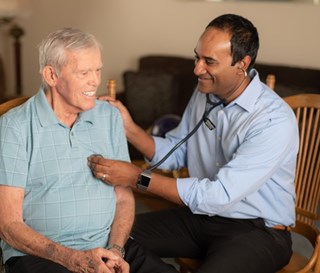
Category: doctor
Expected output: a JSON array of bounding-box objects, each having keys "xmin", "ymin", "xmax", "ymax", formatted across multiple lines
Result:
[{"xmin": 88, "ymin": 13, "xmax": 299, "ymax": 273}]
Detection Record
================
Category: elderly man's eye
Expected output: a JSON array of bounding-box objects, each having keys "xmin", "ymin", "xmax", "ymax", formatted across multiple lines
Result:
[{"xmin": 76, "ymin": 71, "xmax": 88, "ymax": 79}]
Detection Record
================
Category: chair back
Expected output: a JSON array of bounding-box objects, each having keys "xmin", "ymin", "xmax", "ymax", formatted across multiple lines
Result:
[
  {"xmin": 284, "ymin": 94, "xmax": 320, "ymax": 247},
  {"xmin": 0, "ymin": 96, "xmax": 29, "ymax": 116}
]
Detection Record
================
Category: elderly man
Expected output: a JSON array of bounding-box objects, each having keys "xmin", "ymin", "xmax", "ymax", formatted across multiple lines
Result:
[{"xmin": 0, "ymin": 27, "xmax": 177, "ymax": 273}]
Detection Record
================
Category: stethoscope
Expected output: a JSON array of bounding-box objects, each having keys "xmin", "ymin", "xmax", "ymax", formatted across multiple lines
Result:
[
  {"xmin": 148, "ymin": 94, "xmax": 224, "ymax": 171},
  {"xmin": 147, "ymin": 69, "xmax": 249, "ymax": 171}
]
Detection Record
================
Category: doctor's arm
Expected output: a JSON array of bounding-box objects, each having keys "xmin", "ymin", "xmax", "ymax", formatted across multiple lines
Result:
[{"xmin": 87, "ymin": 156, "xmax": 184, "ymax": 206}]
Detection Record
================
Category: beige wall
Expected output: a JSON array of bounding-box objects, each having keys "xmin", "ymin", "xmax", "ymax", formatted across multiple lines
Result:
[{"xmin": 1, "ymin": 0, "xmax": 320, "ymax": 97}]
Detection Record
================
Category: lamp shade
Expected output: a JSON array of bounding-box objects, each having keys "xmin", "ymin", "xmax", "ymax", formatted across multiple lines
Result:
[{"xmin": 0, "ymin": 0, "xmax": 30, "ymax": 17}]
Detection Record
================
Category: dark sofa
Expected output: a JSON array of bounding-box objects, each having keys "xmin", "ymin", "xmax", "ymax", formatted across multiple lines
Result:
[
  {"xmin": 119, "ymin": 55, "xmax": 320, "ymax": 159},
  {"xmin": 119, "ymin": 55, "xmax": 198, "ymax": 130}
]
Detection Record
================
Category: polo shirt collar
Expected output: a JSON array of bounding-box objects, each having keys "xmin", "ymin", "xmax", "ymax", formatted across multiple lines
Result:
[{"xmin": 35, "ymin": 87, "xmax": 94, "ymax": 127}]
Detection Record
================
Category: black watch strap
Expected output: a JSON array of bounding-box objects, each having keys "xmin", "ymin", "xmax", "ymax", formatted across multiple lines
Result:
[{"xmin": 136, "ymin": 170, "xmax": 152, "ymax": 191}]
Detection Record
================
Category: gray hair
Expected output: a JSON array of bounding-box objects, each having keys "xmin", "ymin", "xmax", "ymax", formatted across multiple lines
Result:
[{"xmin": 38, "ymin": 27, "xmax": 102, "ymax": 86}]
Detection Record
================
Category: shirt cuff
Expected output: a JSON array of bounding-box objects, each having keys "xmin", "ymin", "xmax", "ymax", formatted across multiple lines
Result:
[{"xmin": 176, "ymin": 177, "xmax": 198, "ymax": 206}]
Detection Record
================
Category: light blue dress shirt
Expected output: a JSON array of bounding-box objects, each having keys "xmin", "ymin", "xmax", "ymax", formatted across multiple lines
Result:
[
  {"xmin": 149, "ymin": 70, "xmax": 299, "ymax": 227},
  {"xmin": 0, "ymin": 88, "xmax": 130, "ymax": 262}
]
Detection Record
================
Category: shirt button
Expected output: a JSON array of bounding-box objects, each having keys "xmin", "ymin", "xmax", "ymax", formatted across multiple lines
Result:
[
  {"xmin": 70, "ymin": 132, "xmax": 74, "ymax": 136},
  {"xmin": 216, "ymin": 162, "xmax": 220, "ymax": 167}
]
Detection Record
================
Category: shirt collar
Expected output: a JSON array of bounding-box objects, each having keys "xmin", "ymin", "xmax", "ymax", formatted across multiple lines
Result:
[
  {"xmin": 228, "ymin": 69, "xmax": 264, "ymax": 113},
  {"xmin": 35, "ymin": 87, "xmax": 94, "ymax": 127}
]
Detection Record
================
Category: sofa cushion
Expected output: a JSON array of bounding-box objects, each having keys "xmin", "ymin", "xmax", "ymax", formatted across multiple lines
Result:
[
  {"xmin": 255, "ymin": 63, "xmax": 320, "ymax": 95},
  {"xmin": 123, "ymin": 70, "xmax": 179, "ymax": 129},
  {"xmin": 139, "ymin": 55, "xmax": 198, "ymax": 115}
]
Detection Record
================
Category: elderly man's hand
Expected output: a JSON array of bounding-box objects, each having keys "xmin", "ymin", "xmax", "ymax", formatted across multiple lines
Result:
[
  {"xmin": 87, "ymin": 155, "xmax": 141, "ymax": 188},
  {"xmin": 67, "ymin": 247, "xmax": 129, "ymax": 273}
]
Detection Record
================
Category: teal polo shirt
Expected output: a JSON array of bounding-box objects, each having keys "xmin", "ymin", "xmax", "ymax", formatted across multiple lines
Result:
[{"xmin": 0, "ymin": 88, "xmax": 130, "ymax": 262}]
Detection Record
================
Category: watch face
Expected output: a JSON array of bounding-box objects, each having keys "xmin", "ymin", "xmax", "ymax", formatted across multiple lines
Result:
[
  {"xmin": 137, "ymin": 170, "xmax": 152, "ymax": 190},
  {"xmin": 137, "ymin": 183, "xmax": 148, "ymax": 191}
]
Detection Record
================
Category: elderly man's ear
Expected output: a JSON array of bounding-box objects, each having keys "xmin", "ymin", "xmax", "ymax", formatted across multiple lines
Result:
[{"xmin": 42, "ymin": 66, "xmax": 58, "ymax": 87}]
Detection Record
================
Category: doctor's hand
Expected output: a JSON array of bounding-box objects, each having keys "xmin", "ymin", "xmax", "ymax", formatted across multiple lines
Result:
[
  {"xmin": 87, "ymin": 155, "xmax": 141, "ymax": 188},
  {"xmin": 98, "ymin": 96, "xmax": 135, "ymax": 134}
]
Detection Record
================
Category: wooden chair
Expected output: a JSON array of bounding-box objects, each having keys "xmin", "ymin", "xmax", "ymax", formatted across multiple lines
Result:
[
  {"xmin": 266, "ymin": 74, "xmax": 276, "ymax": 90},
  {"xmin": 0, "ymin": 96, "xmax": 29, "ymax": 273},
  {"xmin": 175, "ymin": 93, "xmax": 320, "ymax": 273},
  {"xmin": 0, "ymin": 96, "xmax": 29, "ymax": 116}
]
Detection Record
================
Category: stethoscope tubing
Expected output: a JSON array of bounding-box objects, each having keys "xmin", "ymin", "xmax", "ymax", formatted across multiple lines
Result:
[{"xmin": 148, "ymin": 94, "xmax": 223, "ymax": 171}]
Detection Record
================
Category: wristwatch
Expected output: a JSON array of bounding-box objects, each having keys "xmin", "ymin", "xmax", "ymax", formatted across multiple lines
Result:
[
  {"xmin": 136, "ymin": 169, "xmax": 152, "ymax": 191},
  {"xmin": 106, "ymin": 243, "xmax": 125, "ymax": 258}
]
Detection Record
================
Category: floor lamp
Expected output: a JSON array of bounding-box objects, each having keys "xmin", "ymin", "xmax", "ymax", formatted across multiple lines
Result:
[
  {"xmin": 9, "ymin": 23, "xmax": 24, "ymax": 96},
  {"xmin": 0, "ymin": 0, "xmax": 30, "ymax": 98}
]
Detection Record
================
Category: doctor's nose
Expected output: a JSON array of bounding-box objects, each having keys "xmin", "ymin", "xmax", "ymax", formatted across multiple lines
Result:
[{"xmin": 194, "ymin": 60, "xmax": 207, "ymax": 76}]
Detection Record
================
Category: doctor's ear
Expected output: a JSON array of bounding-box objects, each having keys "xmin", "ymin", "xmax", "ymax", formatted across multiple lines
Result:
[
  {"xmin": 236, "ymin": 61, "xmax": 246, "ymax": 76},
  {"xmin": 236, "ymin": 56, "xmax": 251, "ymax": 77},
  {"xmin": 239, "ymin": 61, "xmax": 245, "ymax": 69},
  {"xmin": 237, "ymin": 56, "xmax": 251, "ymax": 70}
]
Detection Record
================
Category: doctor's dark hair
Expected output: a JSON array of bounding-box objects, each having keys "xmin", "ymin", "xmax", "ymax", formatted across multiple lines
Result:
[{"xmin": 206, "ymin": 14, "xmax": 259, "ymax": 71}]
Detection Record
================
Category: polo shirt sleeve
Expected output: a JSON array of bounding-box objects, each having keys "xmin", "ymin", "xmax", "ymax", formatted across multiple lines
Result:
[{"xmin": 0, "ymin": 114, "xmax": 28, "ymax": 188}]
